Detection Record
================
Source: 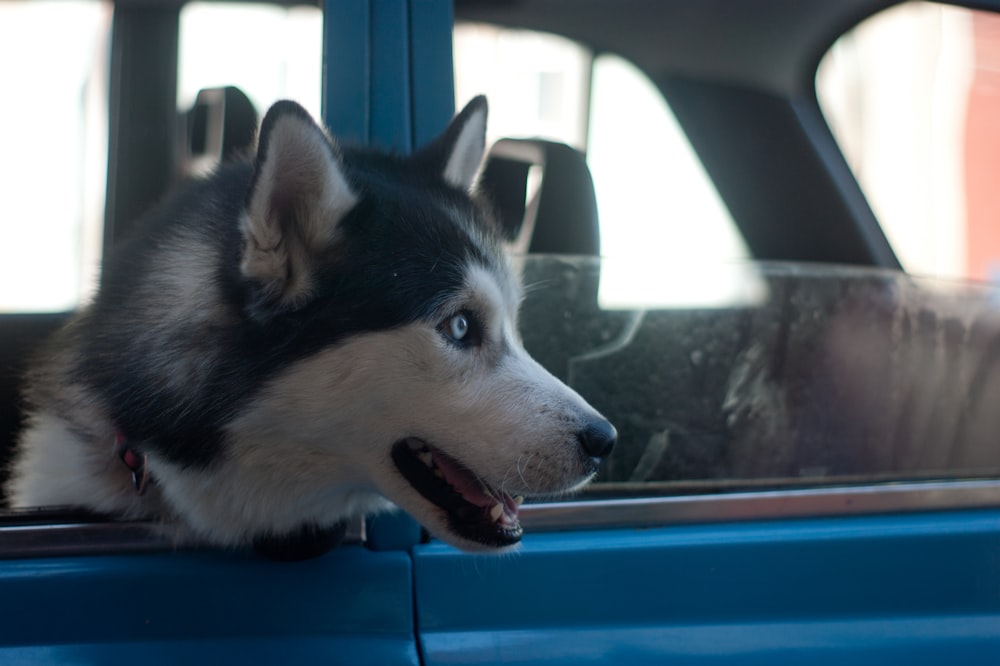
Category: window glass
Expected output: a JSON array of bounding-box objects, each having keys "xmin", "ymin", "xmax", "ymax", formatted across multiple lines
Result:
[
  {"xmin": 586, "ymin": 54, "xmax": 751, "ymax": 308},
  {"xmin": 454, "ymin": 24, "xmax": 750, "ymax": 309},
  {"xmin": 817, "ymin": 2, "xmax": 998, "ymax": 282},
  {"xmin": 0, "ymin": 1, "xmax": 322, "ymax": 314},
  {"xmin": 453, "ymin": 24, "xmax": 590, "ymax": 149},
  {"xmin": 0, "ymin": 0, "xmax": 110, "ymax": 312},
  {"xmin": 178, "ymin": 2, "xmax": 322, "ymax": 118},
  {"xmin": 519, "ymin": 257, "xmax": 1000, "ymax": 496}
]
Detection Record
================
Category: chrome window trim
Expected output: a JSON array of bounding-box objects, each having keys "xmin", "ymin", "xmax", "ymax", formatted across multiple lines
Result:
[
  {"xmin": 0, "ymin": 513, "xmax": 366, "ymax": 560},
  {"xmin": 2, "ymin": 481, "xmax": 998, "ymax": 558},
  {"xmin": 519, "ymin": 480, "xmax": 1000, "ymax": 532},
  {"xmin": 0, "ymin": 520, "xmax": 175, "ymax": 560}
]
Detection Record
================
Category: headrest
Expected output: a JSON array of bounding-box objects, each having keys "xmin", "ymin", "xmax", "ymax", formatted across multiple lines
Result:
[{"xmin": 479, "ymin": 138, "xmax": 600, "ymax": 256}]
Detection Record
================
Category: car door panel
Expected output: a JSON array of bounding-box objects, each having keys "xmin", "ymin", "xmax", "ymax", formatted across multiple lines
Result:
[
  {"xmin": 414, "ymin": 510, "xmax": 1000, "ymax": 664},
  {"xmin": 0, "ymin": 546, "xmax": 418, "ymax": 664}
]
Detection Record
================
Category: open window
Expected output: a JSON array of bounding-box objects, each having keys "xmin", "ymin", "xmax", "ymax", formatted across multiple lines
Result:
[{"xmin": 0, "ymin": 0, "xmax": 110, "ymax": 313}]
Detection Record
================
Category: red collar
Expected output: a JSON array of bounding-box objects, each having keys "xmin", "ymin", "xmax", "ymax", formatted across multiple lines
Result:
[{"xmin": 115, "ymin": 430, "xmax": 150, "ymax": 495}]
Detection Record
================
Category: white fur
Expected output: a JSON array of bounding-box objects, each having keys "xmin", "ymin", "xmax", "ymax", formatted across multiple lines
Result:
[
  {"xmin": 9, "ymin": 409, "xmax": 178, "ymax": 525},
  {"xmin": 10, "ymin": 414, "xmax": 120, "ymax": 510},
  {"xmin": 443, "ymin": 103, "xmax": 487, "ymax": 191}
]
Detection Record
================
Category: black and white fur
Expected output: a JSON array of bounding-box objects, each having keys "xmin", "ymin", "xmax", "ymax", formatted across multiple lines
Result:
[{"xmin": 5, "ymin": 97, "xmax": 616, "ymax": 554}]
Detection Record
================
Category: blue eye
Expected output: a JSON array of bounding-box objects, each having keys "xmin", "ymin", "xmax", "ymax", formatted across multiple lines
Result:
[
  {"xmin": 447, "ymin": 313, "xmax": 469, "ymax": 341},
  {"xmin": 440, "ymin": 310, "xmax": 482, "ymax": 347}
]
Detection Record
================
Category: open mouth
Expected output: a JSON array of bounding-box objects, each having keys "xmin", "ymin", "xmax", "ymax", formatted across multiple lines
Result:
[{"xmin": 391, "ymin": 437, "xmax": 524, "ymax": 548}]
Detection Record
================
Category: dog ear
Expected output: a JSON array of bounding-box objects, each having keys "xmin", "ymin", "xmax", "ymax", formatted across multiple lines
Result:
[
  {"xmin": 241, "ymin": 101, "xmax": 357, "ymax": 313},
  {"xmin": 415, "ymin": 95, "xmax": 488, "ymax": 192}
]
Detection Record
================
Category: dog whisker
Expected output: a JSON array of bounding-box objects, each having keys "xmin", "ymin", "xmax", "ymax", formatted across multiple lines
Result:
[
  {"xmin": 515, "ymin": 452, "xmax": 539, "ymax": 494},
  {"xmin": 519, "ymin": 278, "xmax": 553, "ymax": 297}
]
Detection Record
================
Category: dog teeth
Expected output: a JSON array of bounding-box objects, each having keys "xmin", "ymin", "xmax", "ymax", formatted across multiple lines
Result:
[
  {"xmin": 417, "ymin": 451, "xmax": 434, "ymax": 467},
  {"xmin": 489, "ymin": 502, "xmax": 504, "ymax": 522},
  {"xmin": 513, "ymin": 495, "xmax": 524, "ymax": 507}
]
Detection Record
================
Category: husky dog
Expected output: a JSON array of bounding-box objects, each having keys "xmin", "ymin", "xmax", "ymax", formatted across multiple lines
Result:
[{"xmin": 5, "ymin": 97, "xmax": 616, "ymax": 556}]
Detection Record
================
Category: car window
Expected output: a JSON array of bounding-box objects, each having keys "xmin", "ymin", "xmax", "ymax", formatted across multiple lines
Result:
[
  {"xmin": 453, "ymin": 21, "xmax": 999, "ymax": 500},
  {"xmin": 454, "ymin": 23, "xmax": 750, "ymax": 308},
  {"xmin": 0, "ymin": 0, "xmax": 323, "ymax": 315},
  {"xmin": 177, "ymin": 2, "xmax": 322, "ymax": 119},
  {"xmin": 586, "ymin": 53, "xmax": 751, "ymax": 309},
  {"xmin": 0, "ymin": 0, "xmax": 110, "ymax": 313},
  {"xmin": 817, "ymin": 1, "xmax": 999, "ymax": 283},
  {"xmin": 519, "ymin": 257, "xmax": 1000, "ymax": 498},
  {"xmin": 454, "ymin": 24, "xmax": 591, "ymax": 149}
]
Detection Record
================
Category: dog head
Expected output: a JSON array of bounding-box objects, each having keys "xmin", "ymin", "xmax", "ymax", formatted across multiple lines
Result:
[{"xmin": 212, "ymin": 97, "xmax": 617, "ymax": 552}]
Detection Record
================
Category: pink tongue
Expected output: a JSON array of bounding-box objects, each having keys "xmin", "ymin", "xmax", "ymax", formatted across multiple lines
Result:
[{"xmin": 432, "ymin": 451, "xmax": 497, "ymax": 508}]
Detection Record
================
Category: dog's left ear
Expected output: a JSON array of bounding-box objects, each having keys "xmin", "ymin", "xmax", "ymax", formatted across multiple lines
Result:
[
  {"xmin": 415, "ymin": 95, "xmax": 488, "ymax": 192},
  {"xmin": 241, "ymin": 101, "xmax": 358, "ymax": 314}
]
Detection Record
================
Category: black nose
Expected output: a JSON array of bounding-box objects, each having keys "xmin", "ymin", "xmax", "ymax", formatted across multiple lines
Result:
[{"xmin": 578, "ymin": 419, "xmax": 617, "ymax": 459}]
